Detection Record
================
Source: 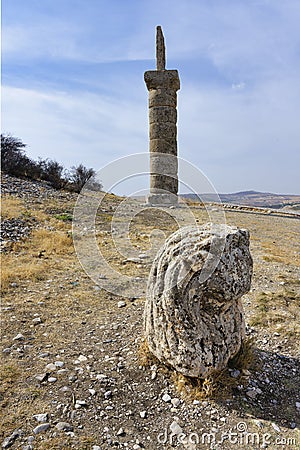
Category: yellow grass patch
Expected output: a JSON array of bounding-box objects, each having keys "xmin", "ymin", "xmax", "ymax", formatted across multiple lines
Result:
[
  {"xmin": 1, "ymin": 228, "xmax": 74, "ymax": 292},
  {"xmin": 1, "ymin": 195, "xmax": 25, "ymax": 219},
  {"xmin": 249, "ymin": 289, "xmax": 300, "ymax": 340}
]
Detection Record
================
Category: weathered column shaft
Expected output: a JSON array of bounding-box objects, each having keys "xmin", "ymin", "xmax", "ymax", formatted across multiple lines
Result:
[{"xmin": 145, "ymin": 26, "xmax": 180, "ymax": 205}]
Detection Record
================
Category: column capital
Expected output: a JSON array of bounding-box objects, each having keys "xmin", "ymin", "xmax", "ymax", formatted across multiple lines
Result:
[{"xmin": 144, "ymin": 70, "xmax": 180, "ymax": 91}]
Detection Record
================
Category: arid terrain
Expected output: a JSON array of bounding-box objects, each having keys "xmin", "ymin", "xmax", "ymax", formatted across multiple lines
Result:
[
  {"xmin": 1, "ymin": 174, "xmax": 300, "ymax": 450},
  {"xmin": 182, "ymin": 191, "xmax": 300, "ymax": 211}
]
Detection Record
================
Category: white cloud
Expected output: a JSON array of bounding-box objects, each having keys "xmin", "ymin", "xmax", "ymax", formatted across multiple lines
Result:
[
  {"xmin": 2, "ymin": 0, "xmax": 300, "ymax": 194},
  {"xmin": 2, "ymin": 85, "xmax": 148, "ymax": 172}
]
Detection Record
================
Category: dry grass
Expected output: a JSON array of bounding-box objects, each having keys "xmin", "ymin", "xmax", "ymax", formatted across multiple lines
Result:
[
  {"xmin": 249, "ymin": 289, "xmax": 300, "ymax": 340},
  {"xmin": 139, "ymin": 337, "xmax": 256, "ymax": 401},
  {"xmin": 173, "ymin": 337, "xmax": 256, "ymax": 401},
  {"xmin": 1, "ymin": 188, "xmax": 300, "ymax": 446},
  {"xmin": 1, "ymin": 228, "xmax": 74, "ymax": 292},
  {"xmin": 261, "ymin": 238, "xmax": 300, "ymax": 265},
  {"xmin": 0, "ymin": 362, "xmax": 21, "ymax": 394},
  {"xmin": 1, "ymin": 195, "xmax": 25, "ymax": 219}
]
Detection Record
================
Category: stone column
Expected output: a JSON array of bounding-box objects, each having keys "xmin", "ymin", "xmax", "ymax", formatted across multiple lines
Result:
[{"xmin": 144, "ymin": 26, "xmax": 180, "ymax": 205}]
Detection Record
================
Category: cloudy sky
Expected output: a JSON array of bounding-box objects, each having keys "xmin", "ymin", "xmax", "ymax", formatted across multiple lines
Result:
[{"xmin": 2, "ymin": 0, "xmax": 300, "ymax": 194}]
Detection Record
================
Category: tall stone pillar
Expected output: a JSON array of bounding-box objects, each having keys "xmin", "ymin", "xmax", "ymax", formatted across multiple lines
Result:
[{"xmin": 144, "ymin": 26, "xmax": 180, "ymax": 205}]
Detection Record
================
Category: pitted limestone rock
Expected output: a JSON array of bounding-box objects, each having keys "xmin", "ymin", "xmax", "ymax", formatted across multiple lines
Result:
[{"xmin": 144, "ymin": 224, "xmax": 253, "ymax": 378}]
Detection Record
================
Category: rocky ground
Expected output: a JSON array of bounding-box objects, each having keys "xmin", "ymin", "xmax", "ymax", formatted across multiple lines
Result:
[{"xmin": 1, "ymin": 174, "xmax": 299, "ymax": 449}]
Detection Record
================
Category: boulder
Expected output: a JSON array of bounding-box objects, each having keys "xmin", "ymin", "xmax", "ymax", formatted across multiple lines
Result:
[{"xmin": 144, "ymin": 223, "xmax": 253, "ymax": 378}]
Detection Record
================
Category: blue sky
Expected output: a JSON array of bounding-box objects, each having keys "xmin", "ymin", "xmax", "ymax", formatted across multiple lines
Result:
[{"xmin": 2, "ymin": 0, "xmax": 300, "ymax": 194}]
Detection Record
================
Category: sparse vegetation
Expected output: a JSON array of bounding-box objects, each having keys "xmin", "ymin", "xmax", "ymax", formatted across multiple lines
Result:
[
  {"xmin": 1, "ymin": 175, "xmax": 299, "ymax": 448},
  {"xmin": 249, "ymin": 289, "xmax": 300, "ymax": 341},
  {"xmin": 1, "ymin": 133, "xmax": 101, "ymax": 192}
]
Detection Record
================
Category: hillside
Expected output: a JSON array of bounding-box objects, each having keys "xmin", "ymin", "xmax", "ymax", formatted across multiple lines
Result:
[
  {"xmin": 1, "ymin": 174, "xmax": 299, "ymax": 449},
  {"xmin": 182, "ymin": 191, "xmax": 300, "ymax": 210}
]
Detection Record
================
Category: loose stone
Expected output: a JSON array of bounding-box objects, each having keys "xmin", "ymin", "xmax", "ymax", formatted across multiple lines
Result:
[
  {"xmin": 33, "ymin": 413, "xmax": 48, "ymax": 423},
  {"xmin": 45, "ymin": 363, "xmax": 57, "ymax": 371},
  {"xmin": 55, "ymin": 422, "xmax": 73, "ymax": 432},
  {"xmin": 162, "ymin": 393, "xmax": 171, "ymax": 403},
  {"xmin": 13, "ymin": 333, "xmax": 24, "ymax": 341},
  {"xmin": 171, "ymin": 398, "xmax": 181, "ymax": 408},
  {"xmin": 48, "ymin": 377, "xmax": 57, "ymax": 383},
  {"xmin": 117, "ymin": 301, "xmax": 126, "ymax": 308},
  {"xmin": 1, "ymin": 429, "xmax": 23, "ymax": 449},
  {"xmin": 33, "ymin": 423, "xmax": 50, "ymax": 434},
  {"xmin": 116, "ymin": 427, "xmax": 125, "ymax": 436},
  {"xmin": 104, "ymin": 391, "xmax": 112, "ymax": 399},
  {"xmin": 170, "ymin": 421, "xmax": 183, "ymax": 435}
]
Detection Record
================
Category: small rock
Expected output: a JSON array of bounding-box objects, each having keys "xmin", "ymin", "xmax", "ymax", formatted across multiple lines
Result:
[
  {"xmin": 35, "ymin": 373, "xmax": 48, "ymax": 382},
  {"xmin": 246, "ymin": 389, "xmax": 257, "ymax": 399},
  {"xmin": 2, "ymin": 429, "xmax": 22, "ymax": 449},
  {"xmin": 162, "ymin": 393, "xmax": 171, "ymax": 403},
  {"xmin": 75, "ymin": 400, "xmax": 87, "ymax": 408},
  {"xmin": 55, "ymin": 361, "xmax": 64, "ymax": 368},
  {"xmin": 117, "ymin": 301, "xmax": 126, "ymax": 308},
  {"xmin": 193, "ymin": 399, "xmax": 200, "ymax": 405},
  {"xmin": 230, "ymin": 369, "xmax": 241, "ymax": 378},
  {"xmin": 104, "ymin": 391, "xmax": 112, "ymax": 399},
  {"xmin": 60, "ymin": 386, "xmax": 71, "ymax": 393},
  {"xmin": 38, "ymin": 352, "xmax": 50, "ymax": 358},
  {"xmin": 92, "ymin": 446, "xmax": 102, "ymax": 450},
  {"xmin": 45, "ymin": 363, "xmax": 56, "ymax": 371},
  {"xmin": 13, "ymin": 333, "xmax": 24, "ymax": 341},
  {"xmin": 33, "ymin": 413, "xmax": 48, "ymax": 423},
  {"xmin": 151, "ymin": 371, "xmax": 157, "ymax": 380},
  {"xmin": 89, "ymin": 388, "xmax": 96, "ymax": 396},
  {"xmin": 78, "ymin": 355, "xmax": 88, "ymax": 362},
  {"xmin": 170, "ymin": 421, "xmax": 183, "ymax": 435},
  {"xmin": 55, "ymin": 422, "xmax": 73, "ymax": 432},
  {"xmin": 2, "ymin": 348, "xmax": 11, "ymax": 354},
  {"xmin": 48, "ymin": 377, "xmax": 57, "ymax": 383},
  {"xmin": 139, "ymin": 253, "xmax": 148, "ymax": 259},
  {"xmin": 254, "ymin": 419, "xmax": 263, "ymax": 429},
  {"xmin": 171, "ymin": 398, "xmax": 181, "ymax": 408},
  {"xmin": 32, "ymin": 317, "xmax": 42, "ymax": 325},
  {"xmin": 296, "ymin": 402, "xmax": 300, "ymax": 409},
  {"xmin": 116, "ymin": 427, "xmax": 125, "ymax": 436},
  {"xmin": 271, "ymin": 423, "xmax": 281, "ymax": 432},
  {"xmin": 139, "ymin": 411, "xmax": 147, "ymax": 418},
  {"xmin": 33, "ymin": 423, "xmax": 50, "ymax": 434}
]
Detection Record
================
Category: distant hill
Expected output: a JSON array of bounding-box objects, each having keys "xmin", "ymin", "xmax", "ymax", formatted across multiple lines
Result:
[{"xmin": 181, "ymin": 191, "xmax": 300, "ymax": 210}]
